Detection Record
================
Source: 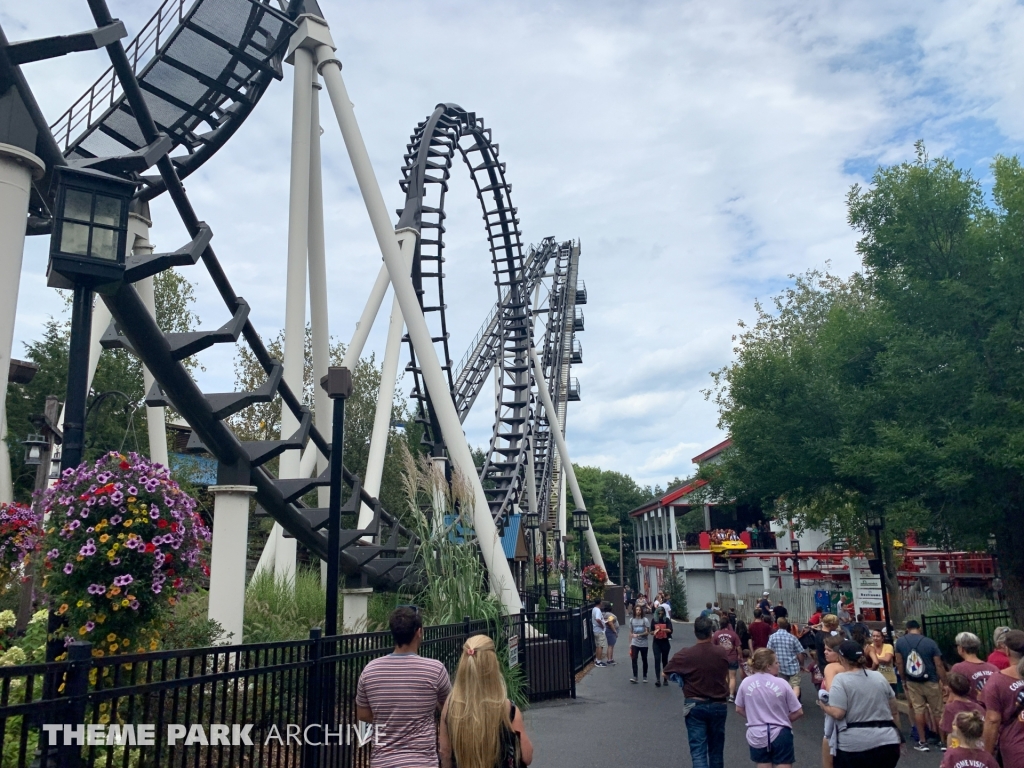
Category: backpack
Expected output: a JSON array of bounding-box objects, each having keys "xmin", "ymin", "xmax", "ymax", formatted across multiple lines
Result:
[
  {"xmin": 902, "ymin": 635, "xmax": 929, "ymax": 681},
  {"xmin": 498, "ymin": 704, "xmax": 524, "ymax": 768}
]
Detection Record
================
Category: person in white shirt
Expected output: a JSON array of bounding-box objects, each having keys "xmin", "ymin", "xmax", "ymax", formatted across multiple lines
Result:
[{"xmin": 591, "ymin": 597, "xmax": 608, "ymax": 666}]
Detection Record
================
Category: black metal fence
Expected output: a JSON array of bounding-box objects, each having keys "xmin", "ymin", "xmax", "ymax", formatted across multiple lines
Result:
[
  {"xmin": 522, "ymin": 585, "xmax": 588, "ymax": 611},
  {"xmin": 0, "ymin": 609, "xmax": 584, "ymax": 768},
  {"xmin": 922, "ymin": 608, "xmax": 1011, "ymax": 664}
]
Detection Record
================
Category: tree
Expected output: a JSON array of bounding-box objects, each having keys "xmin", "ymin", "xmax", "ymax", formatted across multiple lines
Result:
[
  {"xmin": 573, "ymin": 465, "xmax": 650, "ymax": 584},
  {"xmin": 706, "ymin": 144, "xmax": 1024, "ymax": 626},
  {"xmin": 4, "ymin": 270, "xmax": 200, "ymax": 502}
]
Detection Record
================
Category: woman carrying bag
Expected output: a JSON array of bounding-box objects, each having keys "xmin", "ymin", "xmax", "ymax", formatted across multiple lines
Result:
[
  {"xmin": 628, "ymin": 604, "xmax": 651, "ymax": 683},
  {"xmin": 651, "ymin": 605, "xmax": 674, "ymax": 687},
  {"xmin": 440, "ymin": 635, "xmax": 534, "ymax": 768},
  {"xmin": 817, "ymin": 640, "xmax": 902, "ymax": 768}
]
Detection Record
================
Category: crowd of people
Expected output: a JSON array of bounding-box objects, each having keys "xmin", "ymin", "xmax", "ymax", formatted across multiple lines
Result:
[
  {"xmin": 614, "ymin": 591, "xmax": 1023, "ymax": 768},
  {"xmin": 349, "ymin": 598, "xmax": 1023, "ymax": 768}
]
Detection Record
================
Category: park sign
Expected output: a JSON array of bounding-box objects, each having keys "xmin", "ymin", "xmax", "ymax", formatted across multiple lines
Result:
[{"xmin": 850, "ymin": 558, "xmax": 885, "ymax": 610}]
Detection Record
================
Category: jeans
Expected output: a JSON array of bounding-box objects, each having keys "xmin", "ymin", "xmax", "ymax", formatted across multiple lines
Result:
[
  {"xmin": 684, "ymin": 701, "xmax": 728, "ymax": 768},
  {"xmin": 630, "ymin": 645, "xmax": 648, "ymax": 678},
  {"xmin": 652, "ymin": 640, "xmax": 670, "ymax": 679}
]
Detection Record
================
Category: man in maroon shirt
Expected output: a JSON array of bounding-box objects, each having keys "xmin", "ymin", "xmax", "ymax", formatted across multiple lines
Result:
[
  {"xmin": 748, "ymin": 612, "xmax": 773, "ymax": 653},
  {"xmin": 981, "ymin": 629, "xmax": 1024, "ymax": 763},
  {"xmin": 665, "ymin": 616, "xmax": 731, "ymax": 768},
  {"xmin": 951, "ymin": 631, "xmax": 999, "ymax": 700},
  {"xmin": 712, "ymin": 616, "xmax": 742, "ymax": 702}
]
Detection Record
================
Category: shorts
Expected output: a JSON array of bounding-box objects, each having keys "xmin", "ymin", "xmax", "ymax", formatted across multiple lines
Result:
[
  {"xmin": 606, "ymin": 632, "xmax": 617, "ymax": 647},
  {"xmin": 787, "ymin": 672, "xmax": 802, "ymax": 687},
  {"xmin": 749, "ymin": 727, "xmax": 795, "ymax": 765},
  {"xmin": 594, "ymin": 632, "xmax": 608, "ymax": 650},
  {"xmin": 728, "ymin": 661, "xmax": 739, "ymax": 671},
  {"xmin": 904, "ymin": 680, "xmax": 943, "ymax": 722}
]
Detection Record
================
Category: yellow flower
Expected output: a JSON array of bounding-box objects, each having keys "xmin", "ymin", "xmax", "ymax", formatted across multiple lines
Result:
[
  {"xmin": 149, "ymin": 640, "xmax": 158, "ymax": 650},
  {"xmin": 99, "ymin": 534, "xmax": 109, "ymax": 543},
  {"xmin": 112, "ymin": 605, "xmax": 119, "ymax": 612},
  {"xmin": 107, "ymin": 633, "xmax": 117, "ymax": 642},
  {"xmin": 93, "ymin": 650, "xmax": 104, "ymax": 657},
  {"xmin": 57, "ymin": 604, "xmax": 68, "ymax": 615},
  {"xmin": 121, "ymin": 639, "xmax": 129, "ymax": 647},
  {"xmin": 76, "ymin": 555, "xmax": 84, "ymax": 562},
  {"xmin": 96, "ymin": 615, "xmax": 106, "ymax": 623},
  {"xmin": 99, "ymin": 714, "xmax": 110, "ymax": 724},
  {"xmin": 109, "ymin": 644, "xmax": 117, "ymax": 653},
  {"xmin": 78, "ymin": 627, "xmax": 87, "ymax": 635},
  {"xmin": 120, "ymin": 599, "xmax": 129, "ymax": 607},
  {"xmin": 112, "ymin": 544, "xmax": 119, "ymax": 551},
  {"xmin": 123, "ymin": 519, "xmax": 132, "ymax": 527},
  {"xmin": 76, "ymin": 600, "xmax": 84, "ymax": 608}
]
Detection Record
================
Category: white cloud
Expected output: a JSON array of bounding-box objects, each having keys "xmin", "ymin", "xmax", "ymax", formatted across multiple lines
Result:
[{"xmin": 7, "ymin": 0, "xmax": 1024, "ymax": 490}]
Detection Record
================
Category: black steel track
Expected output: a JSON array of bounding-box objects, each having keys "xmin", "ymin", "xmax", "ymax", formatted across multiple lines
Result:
[{"xmin": 396, "ymin": 104, "xmax": 531, "ymax": 527}]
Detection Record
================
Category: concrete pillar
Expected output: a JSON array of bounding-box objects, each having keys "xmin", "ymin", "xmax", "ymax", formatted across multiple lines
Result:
[
  {"xmin": 341, "ymin": 587, "xmax": 373, "ymax": 634},
  {"xmin": 207, "ymin": 484, "xmax": 255, "ymax": 644},
  {"xmin": 728, "ymin": 558, "xmax": 738, "ymax": 596},
  {"xmin": 0, "ymin": 144, "xmax": 44, "ymax": 502},
  {"xmin": 761, "ymin": 560, "xmax": 771, "ymax": 591}
]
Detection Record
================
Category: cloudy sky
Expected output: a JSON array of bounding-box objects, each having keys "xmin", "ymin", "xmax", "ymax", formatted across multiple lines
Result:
[{"xmin": 6, "ymin": 0, "xmax": 1024, "ymax": 490}]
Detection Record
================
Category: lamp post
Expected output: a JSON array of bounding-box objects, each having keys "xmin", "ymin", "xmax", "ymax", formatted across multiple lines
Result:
[
  {"xmin": 524, "ymin": 511, "xmax": 540, "ymax": 591},
  {"xmin": 47, "ymin": 166, "xmax": 138, "ymax": 472},
  {"xmin": 866, "ymin": 516, "xmax": 894, "ymax": 641},
  {"xmin": 790, "ymin": 538, "xmax": 801, "ymax": 589},
  {"xmin": 572, "ymin": 509, "xmax": 589, "ymax": 597},
  {"xmin": 540, "ymin": 520, "xmax": 551, "ymax": 608},
  {"xmin": 988, "ymin": 533, "xmax": 1003, "ymax": 606}
]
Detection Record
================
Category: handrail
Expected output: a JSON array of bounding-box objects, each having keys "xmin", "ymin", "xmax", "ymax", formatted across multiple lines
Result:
[{"xmin": 49, "ymin": 0, "xmax": 191, "ymax": 151}]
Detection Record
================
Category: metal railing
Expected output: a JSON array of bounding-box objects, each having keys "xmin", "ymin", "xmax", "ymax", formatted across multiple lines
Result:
[
  {"xmin": 0, "ymin": 610, "xmax": 580, "ymax": 767},
  {"xmin": 922, "ymin": 608, "xmax": 1011, "ymax": 664},
  {"xmin": 49, "ymin": 0, "xmax": 192, "ymax": 151}
]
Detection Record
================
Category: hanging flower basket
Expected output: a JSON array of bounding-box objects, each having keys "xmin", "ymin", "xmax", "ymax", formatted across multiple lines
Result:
[
  {"xmin": 37, "ymin": 452, "xmax": 210, "ymax": 656},
  {"xmin": 582, "ymin": 564, "xmax": 607, "ymax": 601},
  {"xmin": 0, "ymin": 502, "xmax": 42, "ymax": 588}
]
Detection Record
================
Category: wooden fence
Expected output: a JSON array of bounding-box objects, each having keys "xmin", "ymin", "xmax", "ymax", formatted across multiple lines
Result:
[{"xmin": 717, "ymin": 586, "xmax": 993, "ymax": 624}]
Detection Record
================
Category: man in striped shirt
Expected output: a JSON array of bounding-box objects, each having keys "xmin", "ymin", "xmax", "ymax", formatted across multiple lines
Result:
[
  {"xmin": 356, "ymin": 607, "xmax": 451, "ymax": 768},
  {"xmin": 767, "ymin": 618, "xmax": 806, "ymax": 700}
]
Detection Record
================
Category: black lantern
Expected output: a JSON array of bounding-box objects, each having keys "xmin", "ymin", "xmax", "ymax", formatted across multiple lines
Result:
[
  {"xmin": 22, "ymin": 434, "xmax": 48, "ymax": 466},
  {"xmin": 48, "ymin": 166, "xmax": 138, "ymax": 291},
  {"xmin": 524, "ymin": 511, "xmax": 540, "ymax": 531},
  {"xmin": 572, "ymin": 509, "xmax": 589, "ymax": 532},
  {"xmin": 987, "ymin": 533, "xmax": 998, "ymax": 553},
  {"xmin": 790, "ymin": 538, "xmax": 801, "ymax": 554}
]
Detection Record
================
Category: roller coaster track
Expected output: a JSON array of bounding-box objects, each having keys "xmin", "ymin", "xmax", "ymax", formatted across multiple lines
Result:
[
  {"xmin": 46, "ymin": 0, "xmax": 415, "ymax": 589},
  {"xmin": 396, "ymin": 103, "xmax": 534, "ymax": 528}
]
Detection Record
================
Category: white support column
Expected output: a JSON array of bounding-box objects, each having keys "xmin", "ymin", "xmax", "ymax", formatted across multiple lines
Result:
[
  {"xmin": 529, "ymin": 346, "xmax": 605, "ymax": 572},
  {"xmin": 359, "ymin": 233, "xmax": 413, "ymax": 531},
  {"xmin": 0, "ymin": 145, "xmax": 44, "ymax": 502},
  {"xmin": 307, "ymin": 74, "xmax": 331, "ymax": 514},
  {"xmin": 728, "ymin": 557, "xmax": 738, "ymax": 596},
  {"xmin": 341, "ymin": 587, "xmax": 373, "ymax": 634},
  {"xmin": 761, "ymin": 560, "xmax": 771, "ymax": 591},
  {"xmin": 669, "ymin": 506, "xmax": 678, "ymax": 551},
  {"xmin": 268, "ymin": 30, "xmax": 318, "ymax": 583},
  {"xmin": 315, "ymin": 32, "xmax": 521, "ymax": 613},
  {"xmin": 558, "ymin": 470, "xmax": 567, "ymax": 544},
  {"xmin": 128, "ymin": 211, "xmax": 169, "ymax": 467},
  {"xmin": 207, "ymin": 484, "xmax": 255, "ymax": 643}
]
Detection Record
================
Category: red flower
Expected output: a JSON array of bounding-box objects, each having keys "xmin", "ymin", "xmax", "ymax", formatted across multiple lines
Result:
[
  {"xmin": 157, "ymin": 519, "xmax": 168, "ymax": 529},
  {"xmin": 119, "ymin": 460, "xmax": 130, "ymax": 470},
  {"xmin": 173, "ymin": 578, "xmax": 183, "ymax": 589},
  {"xmin": 98, "ymin": 483, "xmax": 115, "ymax": 495},
  {"xmin": 164, "ymin": 553, "xmax": 173, "ymax": 564},
  {"xmin": 79, "ymin": 494, "xmax": 90, "ymax": 501},
  {"xmin": 201, "ymin": 564, "xmax": 210, "ymax": 577},
  {"xmin": 167, "ymin": 568, "xmax": 175, "ymax": 577},
  {"xmin": 144, "ymin": 542, "xmax": 156, "ymax": 553},
  {"xmin": 170, "ymin": 523, "xmax": 179, "ymax": 532}
]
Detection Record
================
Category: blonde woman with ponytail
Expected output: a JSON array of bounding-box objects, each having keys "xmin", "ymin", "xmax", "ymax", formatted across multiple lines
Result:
[{"xmin": 439, "ymin": 634, "xmax": 533, "ymax": 768}]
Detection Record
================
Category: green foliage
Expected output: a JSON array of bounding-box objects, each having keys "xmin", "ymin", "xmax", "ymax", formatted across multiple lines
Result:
[
  {"xmin": 660, "ymin": 566, "xmax": 688, "ymax": 621},
  {"xmin": 4, "ymin": 270, "xmax": 200, "ymax": 502},
  {"xmin": 159, "ymin": 590, "xmax": 231, "ymax": 649},
  {"xmin": 573, "ymin": 465, "xmax": 650, "ymax": 583},
  {"xmin": 242, "ymin": 567, "xmax": 328, "ymax": 643},
  {"xmin": 706, "ymin": 143, "xmax": 1024, "ymax": 626},
  {"xmin": 398, "ymin": 447, "xmax": 504, "ymax": 627}
]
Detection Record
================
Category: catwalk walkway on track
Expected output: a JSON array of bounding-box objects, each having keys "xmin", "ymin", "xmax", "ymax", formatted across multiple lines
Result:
[{"xmin": 525, "ymin": 620, "xmax": 938, "ymax": 768}]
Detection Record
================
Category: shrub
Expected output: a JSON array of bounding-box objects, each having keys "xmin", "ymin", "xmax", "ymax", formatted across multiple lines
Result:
[
  {"xmin": 660, "ymin": 566, "xmax": 688, "ymax": 621},
  {"xmin": 37, "ymin": 452, "xmax": 210, "ymax": 656}
]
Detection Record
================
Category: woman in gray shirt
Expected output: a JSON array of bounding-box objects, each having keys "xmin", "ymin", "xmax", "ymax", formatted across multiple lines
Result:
[
  {"xmin": 628, "ymin": 605, "xmax": 650, "ymax": 684},
  {"xmin": 818, "ymin": 641, "xmax": 902, "ymax": 768}
]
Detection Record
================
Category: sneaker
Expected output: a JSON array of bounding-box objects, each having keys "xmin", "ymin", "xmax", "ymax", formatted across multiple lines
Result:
[
  {"xmin": 608, "ymin": 660, "xmax": 617, "ymax": 666},
  {"xmin": 940, "ymin": 745, "xmax": 948, "ymax": 752},
  {"xmin": 594, "ymin": 661, "xmax": 605, "ymax": 667},
  {"xmin": 914, "ymin": 742, "xmax": 930, "ymax": 752},
  {"xmin": 643, "ymin": 677, "xmax": 648, "ymax": 683},
  {"xmin": 727, "ymin": 695, "xmax": 735, "ymax": 703},
  {"xmin": 630, "ymin": 677, "xmax": 638, "ymax": 683},
  {"xmin": 655, "ymin": 681, "xmax": 661, "ymax": 687}
]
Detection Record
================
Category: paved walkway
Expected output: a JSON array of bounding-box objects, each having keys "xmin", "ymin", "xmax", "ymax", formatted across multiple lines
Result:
[{"xmin": 525, "ymin": 621, "xmax": 939, "ymax": 768}]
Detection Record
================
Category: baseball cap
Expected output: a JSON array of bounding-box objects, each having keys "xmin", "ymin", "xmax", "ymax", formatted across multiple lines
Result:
[{"xmin": 837, "ymin": 640, "xmax": 865, "ymax": 663}]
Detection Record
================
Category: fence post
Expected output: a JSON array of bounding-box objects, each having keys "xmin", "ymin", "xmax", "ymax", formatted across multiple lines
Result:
[
  {"xmin": 568, "ymin": 610, "xmax": 577, "ymax": 698},
  {"xmin": 463, "ymin": 615, "xmax": 472, "ymax": 645},
  {"xmin": 55, "ymin": 641, "xmax": 92, "ymax": 768},
  {"xmin": 303, "ymin": 628, "xmax": 322, "ymax": 768}
]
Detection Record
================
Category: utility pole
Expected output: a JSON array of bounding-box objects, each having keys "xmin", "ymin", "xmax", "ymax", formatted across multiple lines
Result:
[{"xmin": 619, "ymin": 525, "xmax": 624, "ymax": 585}]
